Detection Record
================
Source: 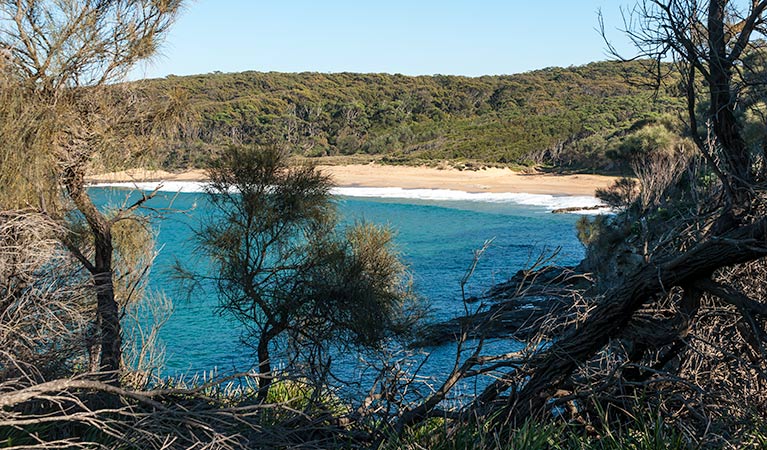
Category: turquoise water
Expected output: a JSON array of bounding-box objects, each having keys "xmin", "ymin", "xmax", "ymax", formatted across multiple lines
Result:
[{"xmin": 90, "ymin": 188, "xmax": 586, "ymax": 379}]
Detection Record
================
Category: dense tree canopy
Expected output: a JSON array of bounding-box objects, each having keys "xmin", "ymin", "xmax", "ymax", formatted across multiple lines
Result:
[{"xmin": 136, "ymin": 61, "xmax": 686, "ymax": 172}]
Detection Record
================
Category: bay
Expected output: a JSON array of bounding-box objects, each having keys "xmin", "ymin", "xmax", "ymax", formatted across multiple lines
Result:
[{"xmin": 89, "ymin": 187, "xmax": 587, "ymax": 381}]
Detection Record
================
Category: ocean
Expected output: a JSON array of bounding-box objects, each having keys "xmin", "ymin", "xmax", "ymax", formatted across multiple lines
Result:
[{"xmin": 90, "ymin": 184, "xmax": 594, "ymax": 383}]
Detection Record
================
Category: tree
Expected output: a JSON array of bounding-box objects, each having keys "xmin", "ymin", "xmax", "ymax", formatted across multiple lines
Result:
[
  {"xmin": 476, "ymin": 0, "xmax": 767, "ymax": 434},
  {"xmin": 184, "ymin": 145, "xmax": 420, "ymax": 402},
  {"xmin": 377, "ymin": 2, "xmax": 767, "ymax": 443},
  {"xmin": 0, "ymin": 58, "xmax": 58, "ymax": 209},
  {"xmin": 0, "ymin": 0, "xmax": 184, "ymax": 379}
]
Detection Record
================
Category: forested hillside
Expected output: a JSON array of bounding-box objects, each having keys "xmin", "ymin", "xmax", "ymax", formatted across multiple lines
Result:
[{"xmin": 139, "ymin": 60, "xmax": 685, "ymax": 172}]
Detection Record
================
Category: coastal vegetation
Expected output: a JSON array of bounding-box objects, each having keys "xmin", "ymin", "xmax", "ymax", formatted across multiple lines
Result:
[
  {"xmin": 134, "ymin": 60, "xmax": 686, "ymax": 173},
  {"xmin": 178, "ymin": 145, "xmax": 422, "ymax": 402},
  {"xmin": 2, "ymin": 0, "xmax": 767, "ymax": 449}
]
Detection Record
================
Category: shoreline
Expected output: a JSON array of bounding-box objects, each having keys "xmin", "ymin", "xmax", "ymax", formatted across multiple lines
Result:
[{"xmin": 87, "ymin": 164, "xmax": 618, "ymax": 197}]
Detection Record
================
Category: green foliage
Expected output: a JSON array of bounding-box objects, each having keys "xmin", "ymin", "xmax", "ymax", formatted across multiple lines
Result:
[
  {"xmin": 609, "ymin": 118, "xmax": 692, "ymax": 163},
  {"xmin": 389, "ymin": 412, "xmax": 691, "ymax": 450},
  {"xmin": 575, "ymin": 215, "xmax": 609, "ymax": 247},
  {"xmin": 617, "ymin": 124, "xmax": 676, "ymax": 159},
  {"xmin": 185, "ymin": 145, "xmax": 421, "ymax": 399},
  {"xmin": 137, "ymin": 61, "xmax": 685, "ymax": 171}
]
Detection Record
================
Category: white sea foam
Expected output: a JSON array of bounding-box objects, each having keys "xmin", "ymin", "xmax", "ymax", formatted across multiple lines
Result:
[
  {"xmin": 91, "ymin": 181, "xmax": 208, "ymax": 193},
  {"xmin": 90, "ymin": 182, "xmax": 607, "ymax": 212},
  {"xmin": 330, "ymin": 187, "xmax": 605, "ymax": 211}
]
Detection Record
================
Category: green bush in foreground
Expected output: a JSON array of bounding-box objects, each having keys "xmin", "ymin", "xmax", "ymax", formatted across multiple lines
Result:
[{"xmin": 388, "ymin": 413, "xmax": 689, "ymax": 450}]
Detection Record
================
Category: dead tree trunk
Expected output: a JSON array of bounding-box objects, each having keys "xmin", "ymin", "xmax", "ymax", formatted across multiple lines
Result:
[
  {"xmin": 481, "ymin": 0, "xmax": 767, "ymax": 427},
  {"xmin": 706, "ymin": 1, "xmax": 756, "ymax": 206},
  {"xmin": 486, "ymin": 217, "xmax": 767, "ymax": 425}
]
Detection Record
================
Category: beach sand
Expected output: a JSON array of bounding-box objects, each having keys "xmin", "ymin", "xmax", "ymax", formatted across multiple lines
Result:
[{"xmin": 87, "ymin": 164, "xmax": 618, "ymax": 197}]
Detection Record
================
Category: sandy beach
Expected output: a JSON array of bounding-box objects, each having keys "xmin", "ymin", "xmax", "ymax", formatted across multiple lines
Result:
[{"xmin": 87, "ymin": 164, "xmax": 618, "ymax": 197}]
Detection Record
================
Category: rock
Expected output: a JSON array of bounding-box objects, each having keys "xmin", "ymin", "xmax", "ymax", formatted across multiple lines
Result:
[
  {"xmin": 551, "ymin": 205, "xmax": 604, "ymax": 214},
  {"xmin": 410, "ymin": 266, "xmax": 591, "ymax": 347}
]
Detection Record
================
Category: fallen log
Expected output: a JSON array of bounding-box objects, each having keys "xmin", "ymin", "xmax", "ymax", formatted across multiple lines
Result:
[{"xmin": 488, "ymin": 216, "xmax": 767, "ymax": 426}]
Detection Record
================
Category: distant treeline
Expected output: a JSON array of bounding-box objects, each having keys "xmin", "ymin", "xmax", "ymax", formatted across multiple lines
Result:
[{"xmin": 137, "ymin": 60, "xmax": 685, "ymax": 172}]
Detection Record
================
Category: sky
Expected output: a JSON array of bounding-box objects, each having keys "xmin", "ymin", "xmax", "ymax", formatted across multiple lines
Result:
[{"xmin": 130, "ymin": 0, "xmax": 637, "ymax": 80}]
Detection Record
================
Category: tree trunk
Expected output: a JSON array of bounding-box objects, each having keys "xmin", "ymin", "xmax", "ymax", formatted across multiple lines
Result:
[
  {"xmin": 490, "ymin": 216, "xmax": 767, "ymax": 426},
  {"xmin": 707, "ymin": 1, "xmax": 752, "ymax": 193},
  {"xmin": 63, "ymin": 167, "xmax": 121, "ymax": 380},
  {"xmin": 257, "ymin": 334, "xmax": 272, "ymax": 403},
  {"xmin": 93, "ymin": 230, "xmax": 120, "ymax": 376},
  {"xmin": 455, "ymin": 0, "xmax": 767, "ymax": 439}
]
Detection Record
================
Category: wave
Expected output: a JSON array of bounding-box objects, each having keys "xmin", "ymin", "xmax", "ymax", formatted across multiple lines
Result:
[
  {"xmin": 90, "ymin": 182, "xmax": 606, "ymax": 212},
  {"xmin": 330, "ymin": 187, "xmax": 605, "ymax": 211},
  {"xmin": 91, "ymin": 181, "xmax": 208, "ymax": 193}
]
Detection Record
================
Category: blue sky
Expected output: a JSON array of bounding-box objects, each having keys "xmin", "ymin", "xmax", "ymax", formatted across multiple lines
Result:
[{"xmin": 131, "ymin": 0, "xmax": 635, "ymax": 80}]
